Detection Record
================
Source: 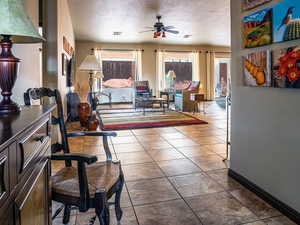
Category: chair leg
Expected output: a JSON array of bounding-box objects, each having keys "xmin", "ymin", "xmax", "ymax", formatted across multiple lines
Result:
[
  {"xmin": 115, "ymin": 173, "xmax": 124, "ymax": 222},
  {"xmin": 104, "ymin": 207, "xmax": 110, "ymax": 225},
  {"xmin": 95, "ymin": 190, "xmax": 108, "ymax": 225},
  {"xmin": 62, "ymin": 204, "xmax": 71, "ymax": 224}
]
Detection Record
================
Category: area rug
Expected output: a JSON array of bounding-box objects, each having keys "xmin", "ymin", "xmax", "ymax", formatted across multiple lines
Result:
[{"xmin": 98, "ymin": 110, "xmax": 208, "ymax": 131}]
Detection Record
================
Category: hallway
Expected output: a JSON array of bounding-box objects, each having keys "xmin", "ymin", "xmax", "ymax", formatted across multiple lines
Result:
[{"xmin": 52, "ymin": 102, "xmax": 295, "ymax": 225}]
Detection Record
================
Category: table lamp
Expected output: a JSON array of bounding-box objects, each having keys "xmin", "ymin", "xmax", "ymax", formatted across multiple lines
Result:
[
  {"xmin": 167, "ymin": 70, "xmax": 176, "ymax": 88},
  {"xmin": 0, "ymin": 0, "xmax": 44, "ymax": 114},
  {"xmin": 79, "ymin": 49, "xmax": 102, "ymax": 93}
]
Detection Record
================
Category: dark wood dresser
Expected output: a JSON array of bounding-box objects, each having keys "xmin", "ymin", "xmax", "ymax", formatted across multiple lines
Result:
[{"xmin": 0, "ymin": 105, "xmax": 55, "ymax": 225}]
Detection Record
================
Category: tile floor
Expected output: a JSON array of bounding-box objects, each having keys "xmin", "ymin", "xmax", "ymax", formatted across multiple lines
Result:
[{"xmin": 52, "ymin": 102, "xmax": 296, "ymax": 225}]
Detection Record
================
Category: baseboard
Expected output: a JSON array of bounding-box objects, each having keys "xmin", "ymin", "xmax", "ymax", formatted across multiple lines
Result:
[{"xmin": 228, "ymin": 169, "xmax": 300, "ymax": 224}]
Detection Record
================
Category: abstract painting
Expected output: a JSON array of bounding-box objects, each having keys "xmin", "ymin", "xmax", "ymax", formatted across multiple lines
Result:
[
  {"xmin": 272, "ymin": 46, "xmax": 300, "ymax": 88},
  {"xmin": 273, "ymin": 0, "xmax": 300, "ymax": 43},
  {"xmin": 243, "ymin": 8, "xmax": 273, "ymax": 48},
  {"xmin": 243, "ymin": 50, "xmax": 271, "ymax": 87},
  {"xmin": 242, "ymin": 0, "xmax": 272, "ymax": 11}
]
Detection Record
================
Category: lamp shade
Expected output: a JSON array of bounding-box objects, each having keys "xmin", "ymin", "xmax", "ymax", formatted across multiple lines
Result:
[
  {"xmin": 167, "ymin": 70, "xmax": 176, "ymax": 79},
  {"xmin": 79, "ymin": 54, "xmax": 102, "ymax": 72},
  {"xmin": 0, "ymin": 0, "xmax": 44, "ymax": 43}
]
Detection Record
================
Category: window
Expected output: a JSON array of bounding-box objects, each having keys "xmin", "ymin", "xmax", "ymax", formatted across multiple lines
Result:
[
  {"xmin": 164, "ymin": 52, "xmax": 193, "ymax": 82},
  {"xmin": 101, "ymin": 51, "xmax": 136, "ymax": 81}
]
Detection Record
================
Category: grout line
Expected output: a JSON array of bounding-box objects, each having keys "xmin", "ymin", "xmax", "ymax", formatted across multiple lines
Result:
[{"xmin": 132, "ymin": 133, "xmax": 206, "ymax": 225}]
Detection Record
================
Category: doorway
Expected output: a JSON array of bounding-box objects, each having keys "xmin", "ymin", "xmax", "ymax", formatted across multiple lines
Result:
[{"xmin": 215, "ymin": 58, "xmax": 231, "ymax": 99}]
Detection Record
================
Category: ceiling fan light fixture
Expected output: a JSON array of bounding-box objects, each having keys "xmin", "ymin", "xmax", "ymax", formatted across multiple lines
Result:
[
  {"xmin": 162, "ymin": 32, "xmax": 166, "ymax": 38},
  {"xmin": 153, "ymin": 32, "xmax": 158, "ymax": 38}
]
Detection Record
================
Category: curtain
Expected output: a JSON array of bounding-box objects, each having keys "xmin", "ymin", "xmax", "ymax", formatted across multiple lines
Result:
[
  {"xmin": 134, "ymin": 50, "xmax": 143, "ymax": 81},
  {"xmin": 94, "ymin": 49, "xmax": 103, "ymax": 91},
  {"xmin": 192, "ymin": 51, "xmax": 200, "ymax": 82},
  {"xmin": 206, "ymin": 51, "xmax": 216, "ymax": 100},
  {"xmin": 156, "ymin": 50, "xmax": 166, "ymax": 93}
]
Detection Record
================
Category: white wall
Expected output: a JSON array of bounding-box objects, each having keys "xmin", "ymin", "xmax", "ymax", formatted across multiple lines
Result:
[
  {"xmin": 230, "ymin": 0, "xmax": 300, "ymax": 212},
  {"xmin": 12, "ymin": 0, "xmax": 42, "ymax": 104},
  {"xmin": 57, "ymin": 0, "xmax": 75, "ymax": 108}
]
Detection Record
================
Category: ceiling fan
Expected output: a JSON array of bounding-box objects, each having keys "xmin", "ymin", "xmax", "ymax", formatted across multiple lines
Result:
[{"xmin": 139, "ymin": 15, "xmax": 179, "ymax": 38}]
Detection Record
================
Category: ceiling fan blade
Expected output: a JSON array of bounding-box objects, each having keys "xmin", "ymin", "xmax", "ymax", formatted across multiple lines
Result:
[
  {"xmin": 144, "ymin": 26, "xmax": 154, "ymax": 29},
  {"xmin": 163, "ymin": 26, "xmax": 175, "ymax": 30},
  {"xmin": 139, "ymin": 30, "xmax": 155, "ymax": 33},
  {"xmin": 164, "ymin": 30, "xmax": 180, "ymax": 34}
]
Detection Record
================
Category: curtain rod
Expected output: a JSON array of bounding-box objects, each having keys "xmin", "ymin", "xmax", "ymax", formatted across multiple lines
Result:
[
  {"xmin": 154, "ymin": 49, "xmax": 197, "ymax": 53},
  {"xmin": 94, "ymin": 48, "xmax": 144, "ymax": 52},
  {"xmin": 154, "ymin": 50, "xmax": 231, "ymax": 54},
  {"xmin": 206, "ymin": 51, "xmax": 231, "ymax": 54}
]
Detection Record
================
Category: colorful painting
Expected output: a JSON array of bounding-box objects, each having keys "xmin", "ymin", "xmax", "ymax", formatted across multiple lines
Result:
[
  {"xmin": 243, "ymin": 50, "xmax": 271, "ymax": 87},
  {"xmin": 243, "ymin": 8, "xmax": 273, "ymax": 48},
  {"xmin": 273, "ymin": 0, "xmax": 300, "ymax": 43},
  {"xmin": 272, "ymin": 46, "xmax": 300, "ymax": 88},
  {"xmin": 242, "ymin": 0, "xmax": 272, "ymax": 11}
]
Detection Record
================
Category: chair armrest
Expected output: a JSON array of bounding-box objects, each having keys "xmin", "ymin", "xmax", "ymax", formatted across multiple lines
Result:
[
  {"xmin": 67, "ymin": 131, "xmax": 117, "ymax": 137},
  {"xmin": 67, "ymin": 131, "xmax": 115, "ymax": 161},
  {"xmin": 51, "ymin": 153, "xmax": 97, "ymax": 165}
]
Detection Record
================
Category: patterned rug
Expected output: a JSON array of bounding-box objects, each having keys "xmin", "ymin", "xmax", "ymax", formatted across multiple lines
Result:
[{"xmin": 98, "ymin": 110, "xmax": 208, "ymax": 131}]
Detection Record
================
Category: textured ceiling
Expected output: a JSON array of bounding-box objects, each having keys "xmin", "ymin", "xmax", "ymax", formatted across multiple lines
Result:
[{"xmin": 67, "ymin": 0, "xmax": 231, "ymax": 46}]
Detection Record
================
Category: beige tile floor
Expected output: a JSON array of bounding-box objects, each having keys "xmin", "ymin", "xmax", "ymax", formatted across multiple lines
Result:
[{"xmin": 53, "ymin": 102, "xmax": 296, "ymax": 225}]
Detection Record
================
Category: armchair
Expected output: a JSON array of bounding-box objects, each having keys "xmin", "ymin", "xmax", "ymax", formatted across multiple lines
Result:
[
  {"xmin": 175, "ymin": 81, "xmax": 200, "ymax": 112},
  {"xmin": 24, "ymin": 88, "xmax": 124, "ymax": 225}
]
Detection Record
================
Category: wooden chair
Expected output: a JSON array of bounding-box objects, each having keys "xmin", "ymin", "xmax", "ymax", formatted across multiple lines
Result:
[{"xmin": 24, "ymin": 88, "xmax": 124, "ymax": 225}]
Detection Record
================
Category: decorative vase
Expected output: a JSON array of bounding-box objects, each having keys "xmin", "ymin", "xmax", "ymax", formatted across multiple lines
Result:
[
  {"xmin": 78, "ymin": 103, "xmax": 90, "ymax": 127},
  {"xmin": 87, "ymin": 116, "xmax": 99, "ymax": 131}
]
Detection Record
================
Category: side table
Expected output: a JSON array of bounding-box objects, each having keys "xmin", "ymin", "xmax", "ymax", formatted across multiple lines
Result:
[
  {"xmin": 190, "ymin": 93, "xmax": 206, "ymax": 114},
  {"xmin": 160, "ymin": 91, "xmax": 175, "ymax": 109}
]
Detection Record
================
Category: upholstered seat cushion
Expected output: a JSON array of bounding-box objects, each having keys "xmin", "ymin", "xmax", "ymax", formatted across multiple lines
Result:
[{"xmin": 51, "ymin": 161, "xmax": 121, "ymax": 198}]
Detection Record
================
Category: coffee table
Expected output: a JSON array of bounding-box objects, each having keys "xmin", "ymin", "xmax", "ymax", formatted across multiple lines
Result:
[{"xmin": 135, "ymin": 97, "xmax": 168, "ymax": 115}]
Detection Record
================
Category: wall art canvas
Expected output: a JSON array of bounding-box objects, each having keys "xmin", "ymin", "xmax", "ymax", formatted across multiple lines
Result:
[
  {"xmin": 243, "ymin": 50, "xmax": 271, "ymax": 87},
  {"xmin": 242, "ymin": 0, "xmax": 272, "ymax": 11},
  {"xmin": 273, "ymin": 0, "xmax": 300, "ymax": 43},
  {"xmin": 243, "ymin": 8, "xmax": 273, "ymax": 48},
  {"xmin": 272, "ymin": 46, "xmax": 300, "ymax": 88}
]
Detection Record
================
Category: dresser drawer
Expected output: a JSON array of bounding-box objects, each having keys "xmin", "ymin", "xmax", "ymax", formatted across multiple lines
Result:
[
  {"xmin": 0, "ymin": 149, "xmax": 9, "ymax": 206},
  {"xmin": 17, "ymin": 119, "xmax": 50, "ymax": 178}
]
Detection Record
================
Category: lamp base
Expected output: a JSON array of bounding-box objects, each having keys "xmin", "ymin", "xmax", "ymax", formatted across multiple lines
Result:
[
  {"xmin": 0, "ymin": 35, "xmax": 20, "ymax": 115},
  {"xmin": 0, "ymin": 101, "xmax": 20, "ymax": 115}
]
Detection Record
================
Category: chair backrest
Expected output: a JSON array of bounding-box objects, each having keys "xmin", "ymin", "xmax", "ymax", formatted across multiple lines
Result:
[
  {"xmin": 24, "ymin": 88, "xmax": 71, "ymax": 156},
  {"xmin": 134, "ymin": 81, "xmax": 151, "ymax": 96}
]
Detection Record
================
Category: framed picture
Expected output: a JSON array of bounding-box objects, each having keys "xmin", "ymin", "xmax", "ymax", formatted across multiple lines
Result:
[
  {"xmin": 242, "ymin": 0, "xmax": 272, "ymax": 11},
  {"xmin": 67, "ymin": 54, "xmax": 75, "ymax": 87},
  {"xmin": 243, "ymin": 8, "xmax": 273, "ymax": 48},
  {"xmin": 62, "ymin": 53, "xmax": 68, "ymax": 76},
  {"xmin": 243, "ymin": 50, "xmax": 271, "ymax": 87},
  {"xmin": 272, "ymin": 46, "xmax": 300, "ymax": 88},
  {"xmin": 273, "ymin": 0, "xmax": 300, "ymax": 43}
]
